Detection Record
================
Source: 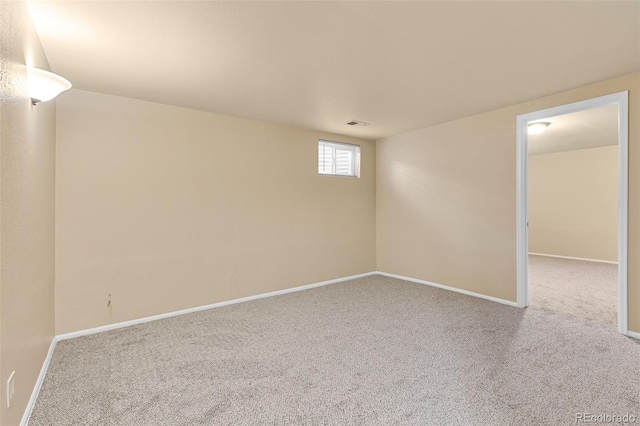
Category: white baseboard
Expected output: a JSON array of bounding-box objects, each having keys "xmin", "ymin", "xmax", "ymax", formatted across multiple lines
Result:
[
  {"xmin": 528, "ymin": 252, "xmax": 618, "ymax": 265},
  {"xmin": 626, "ymin": 330, "xmax": 640, "ymax": 340},
  {"xmin": 377, "ymin": 271, "xmax": 518, "ymax": 307},
  {"xmin": 56, "ymin": 271, "xmax": 377, "ymax": 341},
  {"xmin": 20, "ymin": 337, "xmax": 57, "ymax": 426}
]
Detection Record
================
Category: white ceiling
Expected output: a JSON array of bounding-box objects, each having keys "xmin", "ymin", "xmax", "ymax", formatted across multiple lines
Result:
[
  {"xmin": 29, "ymin": 1, "xmax": 640, "ymax": 140},
  {"xmin": 528, "ymin": 105, "xmax": 618, "ymax": 156}
]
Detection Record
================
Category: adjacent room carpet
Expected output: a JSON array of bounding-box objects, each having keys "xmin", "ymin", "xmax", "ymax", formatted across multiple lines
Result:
[
  {"xmin": 29, "ymin": 274, "xmax": 639, "ymax": 426},
  {"xmin": 529, "ymin": 254, "xmax": 618, "ymax": 324}
]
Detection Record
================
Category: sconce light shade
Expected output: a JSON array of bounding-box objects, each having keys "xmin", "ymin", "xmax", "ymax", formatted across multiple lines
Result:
[
  {"xmin": 27, "ymin": 67, "xmax": 72, "ymax": 104},
  {"xmin": 527, "ymin": 121, "xmax": 551, "ymax": 135}
]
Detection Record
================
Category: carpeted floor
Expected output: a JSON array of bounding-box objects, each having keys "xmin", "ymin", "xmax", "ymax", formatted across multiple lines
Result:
[
  {"xmin": 29, "ymin": 274, "xmax": 639, "ymax": 426},
  {"xmin": 529, "ymin": 254, "xmax": 618, "ymax": 324}
]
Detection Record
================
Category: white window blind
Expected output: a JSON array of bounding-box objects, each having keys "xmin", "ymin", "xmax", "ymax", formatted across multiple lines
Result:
[{"xmin": 318, "ymin": 140, "xmax": 360, "ymax": 177}]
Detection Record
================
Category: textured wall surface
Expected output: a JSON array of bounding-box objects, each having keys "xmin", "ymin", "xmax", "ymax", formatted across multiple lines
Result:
[
  {"xmin": 55, "ymin": 89, "xmax": 376, "ymax": 334},
  {"xmin": 0, "ymin": 2, "xmax": 56, "ymax": 425},
  {"xmin": 529, "ymin": 145, "xmax": 618, "ymax": 262},
  {"xmin": 377, "ymin": 73, "xmax": 640, "ymax": 332}
]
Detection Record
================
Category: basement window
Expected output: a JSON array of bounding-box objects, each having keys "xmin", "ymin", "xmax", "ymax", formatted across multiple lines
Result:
[{"xmin": 318, "ymin": 140, "xmax": 360, "ymax": 177}]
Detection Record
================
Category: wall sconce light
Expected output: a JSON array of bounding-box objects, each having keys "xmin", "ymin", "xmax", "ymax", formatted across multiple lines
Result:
[
  {"xmin": 27, "ymin": 67, "xmax": 72, "ymax": 105},
  {"xmin": 527, "ymin": 121, "xmax": 551, "ymax": 135}
]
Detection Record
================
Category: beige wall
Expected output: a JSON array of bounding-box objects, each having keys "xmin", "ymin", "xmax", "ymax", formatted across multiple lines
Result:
[
  {"xmin": 55, "ymin": 89, "xmax": 376, "ymax": 334},
  {"xmin": 376, "ymin": 72, "xmax": 640, "ymax": 332},
  {"xmin": 0, "ymin": 2, "xmax": 57, "ymax": 425},
  {"xmin": 529, "ymin": 145, "xmax": 618, "ymax": 262}
]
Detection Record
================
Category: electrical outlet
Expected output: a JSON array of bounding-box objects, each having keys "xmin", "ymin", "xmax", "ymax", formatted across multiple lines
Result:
[{"xmin": 7, "ymin": 371, "xmax": 15, "ymax": 408}]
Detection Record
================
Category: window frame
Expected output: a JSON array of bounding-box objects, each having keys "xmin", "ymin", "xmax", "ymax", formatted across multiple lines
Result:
[{"xmin": 318, "ymin": 139, "xmax": 361, "ymax": 178}]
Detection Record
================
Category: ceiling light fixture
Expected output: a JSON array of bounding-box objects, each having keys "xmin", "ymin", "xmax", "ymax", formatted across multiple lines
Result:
[
  {"xmin": 27, "ymin": 67, "xmax": 72, "ymax": 105},
  {"xmin": 528, "ymin": 121, "xmax": 551, "ymax": 135}
]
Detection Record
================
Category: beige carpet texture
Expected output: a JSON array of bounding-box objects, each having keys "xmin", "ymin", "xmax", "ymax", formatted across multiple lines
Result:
[
  {"xmin": 528, "ymin": 254, "xmax": 618, "ymax": 324},
  {"xmin": 29, "ymin": 271, "xmax": 638, "ymax": 425}
]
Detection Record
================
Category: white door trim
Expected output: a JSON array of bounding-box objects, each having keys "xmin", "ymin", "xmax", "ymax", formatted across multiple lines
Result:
[{"xmin": 516, "ymin": 91, "xmax": 629, "ymax": 335}]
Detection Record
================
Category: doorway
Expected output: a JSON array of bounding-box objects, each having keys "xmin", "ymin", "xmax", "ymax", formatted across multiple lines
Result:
[{"xmin": 516, "ymin": 91, "xmax": 629, "ymax": 335}]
